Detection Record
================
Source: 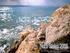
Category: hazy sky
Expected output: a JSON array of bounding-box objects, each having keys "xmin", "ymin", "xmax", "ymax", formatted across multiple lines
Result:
[{"xmin": 0, "ymin": 0, "xmax": 70, "ymax": 6}]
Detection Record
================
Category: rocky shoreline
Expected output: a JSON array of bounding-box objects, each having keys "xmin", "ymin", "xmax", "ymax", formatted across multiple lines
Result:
[{"xmin": 9, "ymin": 4, "xmax": 70, "ymax": 53}]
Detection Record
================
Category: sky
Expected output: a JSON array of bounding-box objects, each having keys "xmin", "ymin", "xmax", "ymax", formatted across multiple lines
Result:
[{"xmin": 0, "ymin": 0, "xmax": 70, "ymax": 6}]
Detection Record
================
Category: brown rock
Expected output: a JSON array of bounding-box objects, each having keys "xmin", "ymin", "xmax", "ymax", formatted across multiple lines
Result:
[
  {"xmin": 37, "ymin": 22, "xmax": 46, "ymax": 42},
  {"xmin": 8, "ymin": 26, "xmax": 34, "ymax": 53},
  {"xmin": 16, "ymin": 31, "xmax": 40, "ymax": 53},
  {"xmin": 46, "ymin": 4, "xmax": 70, "ymax": 44},
  {"xmin": 19, "ymin": 26, "xmax": 34, "ymax": 43},
  {"xmin": 13, "ymin": 4, "xmax": 70, "ymax": 53},
  {"xmin": 8, "ymin": 40, "xmax": 19, "ymax": 53}
]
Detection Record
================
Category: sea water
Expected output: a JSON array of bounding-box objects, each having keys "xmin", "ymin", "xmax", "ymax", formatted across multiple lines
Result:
[{"xmin": 0, "ymin": 6, "xmax": 58, "ymax": 52}]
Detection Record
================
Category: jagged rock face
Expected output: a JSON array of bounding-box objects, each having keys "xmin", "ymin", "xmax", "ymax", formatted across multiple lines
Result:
[
  {"xmin": 37, "ymin": 22, "xmax": 47, "ymax": 42},
  {"xmin": 46, "ymin": 4, "xmax": 70, "ymax": 44},
  {"xmin": 16, "ymin": 31, "xmax": 40, "ymax": 53},
  {"xmin": 15, "ymin": 22, "xmax": 47, "ymax": 53}
]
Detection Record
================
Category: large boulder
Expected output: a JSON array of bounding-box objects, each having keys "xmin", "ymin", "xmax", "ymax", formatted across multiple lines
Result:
[{"xmin": 46, "ymin": 4, "xmax": 70, "ymax": 44}]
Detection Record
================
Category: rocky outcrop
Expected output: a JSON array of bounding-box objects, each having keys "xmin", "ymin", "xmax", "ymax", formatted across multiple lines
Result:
[
  {"xmin": 19, "ymin": 26, "xmax": 34, "ymax": 44},
  {"xmin": 15, "ymin": 22, "xmax": 47, "ymax": 53},
  {"xmin": 16, "ymin": 31, "xmax": 40, "ymax": 53},
  {"xmin": 10, "ymin": 4, "xmax": 70, "ymax": 53},
  {"xmin": 8, "ymin": 26, "xmax": 34, "ymax": 53},
  {"xmin": 46, "ymin": 4, "xmax": 70, "ymax": 44}
]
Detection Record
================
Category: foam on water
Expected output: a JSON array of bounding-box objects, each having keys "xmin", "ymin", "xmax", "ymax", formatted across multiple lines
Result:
[{"xmin": 0, "ymin": 7, "xmax": 51, "ymax": 52}]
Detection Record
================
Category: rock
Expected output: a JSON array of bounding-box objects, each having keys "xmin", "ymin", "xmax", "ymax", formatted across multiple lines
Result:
[
  {"xmin": 54, "ymin": 33, "xmax": 70, "ymax": 43},
  {"xmin": 46, "ymin": 4, "xmax": 70, "ymax": 44},
  {"xmin": 15, "ymin": 22, "xmax": 48, "ymax": 53},
  {"xmin": 12, "ymin": 4, "xmax": 70, "ymax": 53},
  {"xmin": 8, "ymin": 26, "xmax": 34, "ymax": 53},
  {"xmin": 8, "ymin": 40, "xmax": 19, "ymax": 53},
  {"xmin": 19, "ymin": 26, "xmax": 34, "ymax": 44},
  {"xmin": 16, "ymin": 31, "xmax": 40, "ymax": 53},
  {"xmin": 37, "ymin": 22, "xmax": 46, "ymax": 42}
]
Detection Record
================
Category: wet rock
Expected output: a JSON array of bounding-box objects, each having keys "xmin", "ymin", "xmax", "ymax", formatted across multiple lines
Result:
[{"xmin": 8, "ymin": 40, "xmax": 19, "ymax": 53}]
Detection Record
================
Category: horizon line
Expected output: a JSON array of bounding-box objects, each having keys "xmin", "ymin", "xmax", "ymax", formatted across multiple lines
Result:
[{"xmin": 0, "ymin": 5, "xmax": 61, "ymax": 7}]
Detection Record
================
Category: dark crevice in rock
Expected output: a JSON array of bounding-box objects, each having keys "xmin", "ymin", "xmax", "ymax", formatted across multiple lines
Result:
[{"xmin": 53, "ymin": 33, "xmax": 70, "ymax": 44}]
